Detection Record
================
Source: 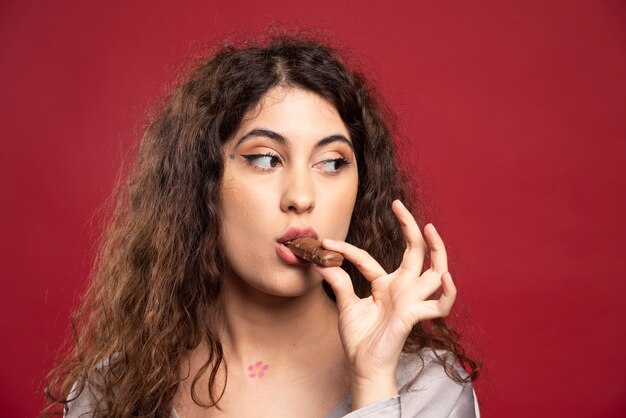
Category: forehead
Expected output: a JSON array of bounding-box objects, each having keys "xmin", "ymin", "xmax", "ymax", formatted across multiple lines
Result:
[{"xmin": 230, "ymin": 86, "xmax": 350, "ymax": 144}]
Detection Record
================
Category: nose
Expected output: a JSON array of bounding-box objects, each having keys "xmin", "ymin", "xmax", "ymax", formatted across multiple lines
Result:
[{"xmin": 280, "ymin": 168, "xmax": 316, "ymax": 214}]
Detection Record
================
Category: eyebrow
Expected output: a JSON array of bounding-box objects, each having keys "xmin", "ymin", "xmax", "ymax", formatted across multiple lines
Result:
[{"xmin": 235, "ymin": 128, "xmax": 353, "ymax": 151}]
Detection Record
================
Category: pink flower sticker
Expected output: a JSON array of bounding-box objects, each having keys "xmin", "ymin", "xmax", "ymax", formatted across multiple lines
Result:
[{"xmin": 247, "ymin": 361, "xmax": 269, "ymax": 378}]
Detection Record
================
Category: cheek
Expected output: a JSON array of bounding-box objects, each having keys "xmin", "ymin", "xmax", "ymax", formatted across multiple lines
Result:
[
  {"xmin": 218, "ymin": 176, "xmax": 275, "ymax": 262},
  {"xmin": 341, "ymin": 193, "xmax": 358, "ymax": 236},
  {"xmin": 219, "ymin": 207, "xmax": 258, "ymax": 276},
  {"xmin": 321, "ymin": 174, "xmax": 359, "ymax": 240},
  {"xmin": 220, "ymin": 183, "xmax": 253, "ymax": 242},
  {"xmin": 343, "ymin": 175, "xmax": 359, "ymax": 235}
]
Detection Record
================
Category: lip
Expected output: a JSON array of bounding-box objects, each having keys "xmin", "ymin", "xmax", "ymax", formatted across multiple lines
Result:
[
  {"xmin": 277, "ymin": 226, "xmax": 318, "ymax": 244},
  {"xmin": 276, "ymin": 226, "xmax": 319, "ymax": 266}
]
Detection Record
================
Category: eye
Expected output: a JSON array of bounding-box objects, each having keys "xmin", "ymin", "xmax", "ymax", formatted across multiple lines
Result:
[
  {"xmin": 316, "ymin": 158, "xmax": 351, "ymax": 174},
  {"xmin": 241, "ymin": 153, "xmax": 282, "ymax": 171}
]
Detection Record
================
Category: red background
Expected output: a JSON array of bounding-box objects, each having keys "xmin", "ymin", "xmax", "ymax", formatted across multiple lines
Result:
[{"xmin": 1, "ymin": 1, "xmax": 625, "ymax": 416}]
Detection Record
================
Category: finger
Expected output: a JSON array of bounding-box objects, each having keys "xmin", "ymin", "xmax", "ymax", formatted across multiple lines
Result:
[
  {"xmin": 423, "ymin": 223, "xmax": 448, "ymax": 273},
  {"xmin": 391, "ymin": 200, "xmax": 427, "ymax": 274},
  {"xmin": 414, "ymin": 270, "xmax": 445, "ymax": 301},
  {"xmin": 315, "ymin": 266, "xmax": 360, "ymax": 312},
  {"xmin": 321, "ymin": 239, "xmax": 387, "ymax": 281},
  {"xmin": 412, "ymin": 272, "xmax": 457, "ymax": 321},
  {"xmin": 439, "ymin": 272, "xmax": 457, "ymax": 313}
]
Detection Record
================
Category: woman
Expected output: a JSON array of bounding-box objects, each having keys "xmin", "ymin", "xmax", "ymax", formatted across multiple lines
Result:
[{"xmin": 45, "ymin": 32, "xmax": 479, "ymax": 417}]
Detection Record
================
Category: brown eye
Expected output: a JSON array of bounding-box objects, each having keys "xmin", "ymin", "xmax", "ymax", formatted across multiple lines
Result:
[
  {"xmin": 317, "ymin": 158, "xmax": 351, "ymax": 174},
  {"xmin": 242, "ymin": 153, "xmax": 282, "ymax": 170}
]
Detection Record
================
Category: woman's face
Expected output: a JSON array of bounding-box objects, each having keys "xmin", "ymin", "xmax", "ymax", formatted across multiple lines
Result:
[{"xmin": 219, "ymin": 86, "xmax": 358, "ymax": 297}]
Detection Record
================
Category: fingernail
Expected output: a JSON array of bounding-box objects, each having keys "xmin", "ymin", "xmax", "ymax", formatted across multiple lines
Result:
[
  {"xmin": 430, "ymin": 224, "xmax": 438, "ymax": 234},
  {"xmin": 322, "ymin": 238, "xmax": 336, "ymax": 247}
]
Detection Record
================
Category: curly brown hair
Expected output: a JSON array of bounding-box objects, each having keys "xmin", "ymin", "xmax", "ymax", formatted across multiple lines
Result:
[{"xmin": 43, "ymin": 30, "xmax": 479, "ymax": 417}]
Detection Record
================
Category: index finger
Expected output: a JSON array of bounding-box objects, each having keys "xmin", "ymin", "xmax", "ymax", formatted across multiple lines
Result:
[{"xmin": 320, "ymin": 239, "xmax": 387, "ymax": 281}]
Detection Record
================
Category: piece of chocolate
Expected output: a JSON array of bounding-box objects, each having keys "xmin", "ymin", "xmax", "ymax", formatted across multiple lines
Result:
[{"xmin": 285, "ymin": 237, "xmax": 344, "ymax": 267}]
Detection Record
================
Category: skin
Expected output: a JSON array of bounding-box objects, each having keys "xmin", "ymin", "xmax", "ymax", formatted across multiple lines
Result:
[
  {"xmin": 173, "ymin": 86, "xmax": 456, "ymax": 417},
  {"xmin": 219, "ymin": 86, "xmax": 359, "ymax": 299}
]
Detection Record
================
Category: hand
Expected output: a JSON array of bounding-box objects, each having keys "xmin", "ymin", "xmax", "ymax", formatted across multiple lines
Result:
[{"xmin": 315, "ymin": 200, "xmax": 457, "ymax": 408}]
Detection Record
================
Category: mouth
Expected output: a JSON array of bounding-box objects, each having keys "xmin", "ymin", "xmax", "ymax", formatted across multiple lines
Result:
[
  {"xmin": 276, "ymin": 226, "xmax": 319, "ymax": 266},
  {"xmin": 277, "ymin": 226, "xmax": 318, "ymax": 244},
  {"xmin": 275, "ymin": 242, "xmax": 310, "ymax": 265}
]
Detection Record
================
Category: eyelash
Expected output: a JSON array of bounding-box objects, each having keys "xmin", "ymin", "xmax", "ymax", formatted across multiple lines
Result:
[
  {"xmin": 240, "ymin": 153, "xmax": 351, "ymax": 175},
  {"xmin": 318, "ymin": 157, "xmax": 351, "ymax": 175},
  {"xmin": 241, "ymin": 153, "xmax": 281, "ymax": 171}
]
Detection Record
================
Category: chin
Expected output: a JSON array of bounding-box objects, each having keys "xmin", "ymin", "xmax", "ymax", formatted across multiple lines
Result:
[
  {"xmin": 261, "ymin": 277, "xmax": 322, "ymax": 298},
  {"xmin": 222, "ymin": 258, "xmax": 323, "ymax": 297},
  {"xmin": 243, "ymin": 268, "xmax": 324, "ymax": 299}
]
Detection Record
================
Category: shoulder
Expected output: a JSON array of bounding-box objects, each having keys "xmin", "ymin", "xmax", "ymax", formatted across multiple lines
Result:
[
  {"xmin": 329, "ymin": 350, "xmax": 480, "ymax": 418},
  {"xmin": 64, "ymin": 365, "xmax": 179, "ymax": 418},
  {"xmin": 63, "ymin": 355, "xmax": 115, "ymax": 418},
  {"xmin": 64, "ymin": 354, "xmax": 151, "ymax": 418},
  {"xmin": 64, "ymin": 381, "xmax": 98, "ymax": 418},
  {"xmin": 396, "ymin": 349, "xmax": 479, "ymax": 417}
]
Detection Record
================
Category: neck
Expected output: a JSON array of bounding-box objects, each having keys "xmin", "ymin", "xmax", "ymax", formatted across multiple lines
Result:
[{"xmin": 218, "ymin": 272, "xmax": 341, "ymax": 369}]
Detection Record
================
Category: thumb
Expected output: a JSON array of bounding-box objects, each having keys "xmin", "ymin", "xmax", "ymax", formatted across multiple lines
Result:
[{"xmin": 315, "ymin": 266, "xmax": 359, "ymax": 312}]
